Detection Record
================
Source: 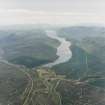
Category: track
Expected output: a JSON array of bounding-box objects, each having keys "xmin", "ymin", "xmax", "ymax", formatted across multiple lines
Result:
[{"xmin": 22, "ymin": 70, "xmax": 34, "ymax": 105}]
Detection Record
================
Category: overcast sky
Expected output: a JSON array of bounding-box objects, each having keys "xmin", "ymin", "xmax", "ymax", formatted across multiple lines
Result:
[{"xmin": 0, "ymin": 0, "xmax": 105, "ymax": 26}]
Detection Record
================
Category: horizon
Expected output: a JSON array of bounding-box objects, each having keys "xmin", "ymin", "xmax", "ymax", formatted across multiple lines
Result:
[{"xmin": 0, "ymin": 0, "xmax": 105, "ymax": 26}]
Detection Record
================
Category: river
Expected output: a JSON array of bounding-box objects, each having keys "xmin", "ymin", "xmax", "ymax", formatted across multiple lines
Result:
[{"xmin": 43, "ymin": 30, "xmax": 72, "ymax": 68}]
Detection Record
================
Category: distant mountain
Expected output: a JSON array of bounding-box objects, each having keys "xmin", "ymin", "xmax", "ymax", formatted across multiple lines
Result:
[{"xmin": 57, "ymin": 26, "xmax": 105, "ymax": 40}]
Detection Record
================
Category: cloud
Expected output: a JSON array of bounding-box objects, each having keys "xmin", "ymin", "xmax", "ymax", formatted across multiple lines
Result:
[{"xmin": 0, "ymin": 9, "xmax": 105, "ymax": 26}]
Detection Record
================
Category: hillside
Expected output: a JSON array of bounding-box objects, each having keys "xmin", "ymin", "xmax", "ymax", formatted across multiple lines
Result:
[
  {"xmin": 0, "ymin": 28, "xmax": 59, "ymax": 68},
  {"xmin": 0, "ymin": 61, "xmax": 27, "ymax": 105}
]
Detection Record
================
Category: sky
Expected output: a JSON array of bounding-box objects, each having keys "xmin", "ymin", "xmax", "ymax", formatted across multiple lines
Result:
[{"xmin": 0, "ymin": 0, "xmax": 105, "ymax": 26}]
